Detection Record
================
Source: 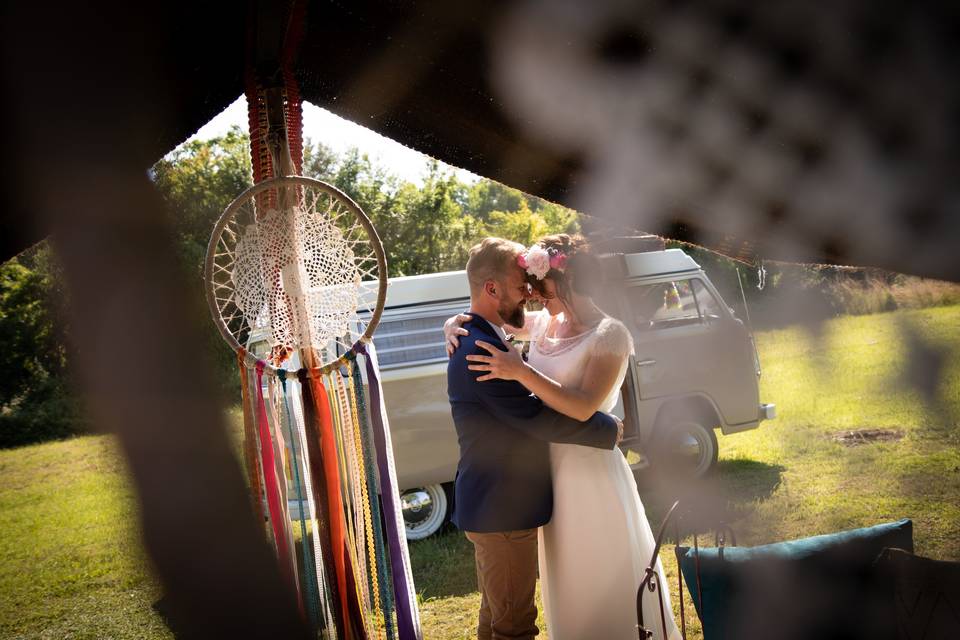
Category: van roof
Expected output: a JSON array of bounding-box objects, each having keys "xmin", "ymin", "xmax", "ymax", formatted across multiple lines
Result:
[
  {"xmin": 381, "ymin": 249, "xmax": 700, "ymax": 308},
  {"xmin": 385, "ymin": 270, "xmax": 470, "ymax": 309},
  {"xmin": 622, "ymin": 248, "xmax": 701, "ymax": 277}
]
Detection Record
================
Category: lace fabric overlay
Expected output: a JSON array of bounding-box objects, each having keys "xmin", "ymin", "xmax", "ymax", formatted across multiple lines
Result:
[
  {"xmin": 233, "ymin": 204, "xmax": 361, "ymax": 352},
  {"xmin": 593, "ymin": 318, "xmax": 634, "ymax": 358},
  {"xmin": 532, "ymin": 314, "xmax": 633, "ymax": 360},
  {"xmin": 208, "ymin": 179, "xmax": 382, "ymax": 363},
  {"xmin": 535, "ymin": 327, "xmax": 598, "ymax": 357}
]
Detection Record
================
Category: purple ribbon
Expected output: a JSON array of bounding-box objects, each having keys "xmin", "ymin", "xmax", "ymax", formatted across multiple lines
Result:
[{"xmin": 357, "ymin": 342, "xmax": 422, "ymax": 640}]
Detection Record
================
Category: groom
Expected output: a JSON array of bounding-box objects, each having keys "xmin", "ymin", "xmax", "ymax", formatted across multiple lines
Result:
[{"xmin": 447, "ymin": 237, "xmax": 622, "ymax": 640}]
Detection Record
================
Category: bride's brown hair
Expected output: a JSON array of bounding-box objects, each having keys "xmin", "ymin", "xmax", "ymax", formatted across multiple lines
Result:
[{"xmin": 530, "ymin": 234, "xmax": 604, "ymax": 302}]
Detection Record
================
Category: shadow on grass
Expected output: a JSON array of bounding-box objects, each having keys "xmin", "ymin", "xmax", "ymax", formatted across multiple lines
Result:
[
  {"xmin": 408, "ymin": 459, "xmax": 785, "ymax": 599},
  {"xmin": 408, "ymin": 523, "xmax": 478, "ymax": 600},
  {"xmin": 236, "ymin": 460, "xmax": 784, "ymax": 606},
  {"xmin": 152, "ymin": 594, "xmax": 188, "ymax": 639},
  {"xmin": 638, "ymin": 458, "xmax": 786, "ymax": 537}
]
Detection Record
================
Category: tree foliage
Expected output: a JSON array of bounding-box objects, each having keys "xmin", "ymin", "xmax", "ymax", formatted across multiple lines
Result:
[{"xmin": 0, "ymin": 245, "xmax": 81, "ymax": 447}]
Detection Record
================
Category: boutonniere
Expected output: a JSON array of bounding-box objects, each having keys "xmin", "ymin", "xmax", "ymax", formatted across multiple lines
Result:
[{"xmin": 504, "ymin": 335, "xmax": 530, "ymax": 361}]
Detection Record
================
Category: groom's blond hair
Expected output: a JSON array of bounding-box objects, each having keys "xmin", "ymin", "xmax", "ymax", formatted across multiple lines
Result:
[{"xmin": 466, "ymin": 237, "xmax": 525, "ymax": 294}]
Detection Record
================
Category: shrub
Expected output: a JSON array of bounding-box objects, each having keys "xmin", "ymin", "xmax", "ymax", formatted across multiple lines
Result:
[
  {"xmin": 0, "ymin": 376, "xmax": 87, "ymax": 449},
  {"xmin": 891, "ymin": 279, "xmax": 960, "ymax": 310},
  {"xmin": 822, "ymin": 276, "xmax": 960, "ymax": 318}
]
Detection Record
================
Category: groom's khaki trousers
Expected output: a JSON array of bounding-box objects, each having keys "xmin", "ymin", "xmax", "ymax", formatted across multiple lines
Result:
[{"xmin": 465, "ymin": 529, "xmax": 539, "ymax": 640}]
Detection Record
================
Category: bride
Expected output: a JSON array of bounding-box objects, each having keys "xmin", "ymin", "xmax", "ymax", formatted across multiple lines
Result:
[{"xmin": 445, "ymin": 234, "xmax": 681, "ymax": 640}]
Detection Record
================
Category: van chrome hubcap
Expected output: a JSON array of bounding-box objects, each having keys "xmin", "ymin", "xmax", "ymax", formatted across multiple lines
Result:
[{"xmin": 401, "ymin": 489, "xmax": 434, "ymax": 527}]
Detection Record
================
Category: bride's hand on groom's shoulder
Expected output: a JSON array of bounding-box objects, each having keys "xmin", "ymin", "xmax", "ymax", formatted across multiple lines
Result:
[
  {"xmin": 467, "ymin": 340, "xmax": 526, "ymax": 382},
  {"xmin": 444, "ymin": 313, "xmax": 472, "ymax": 356},
  {"xmin": 611, "ymin": 415, "xmax": 624, "ymax": 444}
]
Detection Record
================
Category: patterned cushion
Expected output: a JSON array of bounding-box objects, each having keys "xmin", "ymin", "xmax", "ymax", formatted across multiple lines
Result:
[{"xmin": 874, "ymin": 547, "xmax": 960, "ymax": 639}]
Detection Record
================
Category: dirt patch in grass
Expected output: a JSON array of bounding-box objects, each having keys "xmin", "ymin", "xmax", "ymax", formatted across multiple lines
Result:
[{"xmin": 831, "ymin": 428, "xmax": 904, "ymax": 446}]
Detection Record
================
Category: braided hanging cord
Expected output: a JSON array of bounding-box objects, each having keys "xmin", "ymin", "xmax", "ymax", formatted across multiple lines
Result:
[
  {"xmin": 324, "ymin": 369, "xmax": 371, "ymax": 638},
  {"xmin": 342, "ymin": 366, "xmax": 384, "ymax": 639},
  {"xmin": 333, "ymin": 369, "xmax": 377, "ymax": 637},
  {"xmin": 357, "ymin": 343, "xmax": 422, "ymax": 640},
  {"xmin": 351, "ymin": 359, "xmax": 395, "ymax": 640}
]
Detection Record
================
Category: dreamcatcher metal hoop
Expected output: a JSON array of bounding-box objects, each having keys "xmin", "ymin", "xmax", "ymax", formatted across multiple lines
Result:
[{"xmin": 204, "ymin": 175, "xmax": 388, "ymax": 375}]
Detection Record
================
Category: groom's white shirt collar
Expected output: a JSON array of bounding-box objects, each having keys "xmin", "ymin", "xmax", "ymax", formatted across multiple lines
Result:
[{"xmin": 490, "ymin": 322, "xmax": 509, "ymax": 346}]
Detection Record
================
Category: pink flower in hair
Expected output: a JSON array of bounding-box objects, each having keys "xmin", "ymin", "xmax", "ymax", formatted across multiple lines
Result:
[
  {"xmin": 523, "ymin": 245, "xmax": 551, "ymax": 280},
  {"xmin": 517, "ymin": 253, "xmax": 528, "ymax": 269},
  {"xmin": 549, "ymin": 252, "xmax": 568, "ymax": 271}
]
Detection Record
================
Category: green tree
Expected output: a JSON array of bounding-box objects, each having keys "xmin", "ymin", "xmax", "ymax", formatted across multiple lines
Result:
[
  {"xmin": 302, "ymin": 138, "xmax": 338, "ymax": 180},
  {"xmin": 464, "ymin": 180, "xmax": 525, "ymax": 222},
  {"xmin": 486, "ymin": 200, "xmax": 550, "ymax": 247},
  {"xmin": 151, "ymin": 128, "xmax": 258, "ymax": 396},
  {"xmin": 537, "ymin": 201, "xmax": 581, "ymax": 236},
  {"xmin": 485, "ymin": 199, "xmax": 581, "ymax": 248},
  {"xmin": 321, "ymin": 148, "xmax": 407, "ymax": 275},
  {"xmin": 0, "ymin": 245, "xmax": 81, "ymax": 447},
  {"xmin": 152, "ymin": 126, "xmax": 254, "ymax": 276},
  {"xmin": 391, "ymin": 161, "xmax": 483, "ymax": 275}
]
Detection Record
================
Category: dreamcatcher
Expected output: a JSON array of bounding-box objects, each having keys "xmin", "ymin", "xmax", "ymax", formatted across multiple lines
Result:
[{"xmin": 204, "ymin": 83, "xmax": 421, "ymax": 640}]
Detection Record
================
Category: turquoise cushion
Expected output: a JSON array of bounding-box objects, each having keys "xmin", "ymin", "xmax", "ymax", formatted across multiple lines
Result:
[{"xmin": 677, "ymin": 519, "xmax": 913, "ymax": 640}]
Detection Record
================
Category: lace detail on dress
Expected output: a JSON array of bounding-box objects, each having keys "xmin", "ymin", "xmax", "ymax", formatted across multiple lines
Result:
[
  {"xmin": 593, "ymin": 318, "xmax": 634, "ymax": 358},
  {"xmin": 530, "ymin": 312, "xmax": 599, "ymax": 358},
  {"xmin": 535, "ymin": 327, "xmax": 598, "ymax": 357},
  {"xmin": 531, "ymin": 314, "xmax": 630, "ymax": 359}
]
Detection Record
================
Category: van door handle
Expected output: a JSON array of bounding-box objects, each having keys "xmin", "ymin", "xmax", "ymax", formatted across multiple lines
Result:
[{"xmin": 636, "ymin": 359, "xmax": 657, "ymax": 367}]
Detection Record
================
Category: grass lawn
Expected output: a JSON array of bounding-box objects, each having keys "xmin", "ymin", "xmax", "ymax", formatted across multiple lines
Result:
[{"xmin": 1, "ymin": 306, "xmax": 958, "ymax": 639}]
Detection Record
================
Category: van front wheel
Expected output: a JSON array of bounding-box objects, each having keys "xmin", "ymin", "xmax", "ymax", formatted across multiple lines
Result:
[
  {"xmin": 652, "ymin": 414, "xmax": 719, "ymax": 480},
  {"xmin": 401, "ymin": 484, "xmax": 449, "ymax": 540}
]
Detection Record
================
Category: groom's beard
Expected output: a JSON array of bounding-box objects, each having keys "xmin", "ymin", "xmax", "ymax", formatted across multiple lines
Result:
[{"xmin": 499, "ymin": 299, "xmax": 526, "ymax": 328}]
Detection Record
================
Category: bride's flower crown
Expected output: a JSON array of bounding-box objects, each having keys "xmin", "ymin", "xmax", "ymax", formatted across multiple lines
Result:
[{"xmin": 517, "ymin": 243, "xmax": 569, "ymax": 280}]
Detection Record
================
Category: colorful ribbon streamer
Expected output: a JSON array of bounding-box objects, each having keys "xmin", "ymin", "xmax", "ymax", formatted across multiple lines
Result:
[
  {"xmin": 357, "ymin": 342, "xmax": 423, "ymax": 640},
  {"xmin": 278, "ymin": 369, "xmax": 322, "ymax": 630},
  {"xmin": 298, "ymin": 369, "xmax": 345, "ymax": 638},
  {"xmin": 266, "ymin": 375, "xmax": 302, "ymax": 612},
  {"xmin": 350, "ymin": 359, "xmax": 395, "ymax": 640},
  {"xmin": 237, "ymin": 350, "xmax": 266, "ymax": 526},
  {"xmin": 254, "ymin": 360, "xmax": 297, "ymax": 593},
  {"xmin": 234, "ymin": 344, "xmax": 420, "ymax": 640},
  {"xmin": 290, "ymin": 370, "xmax": 339, "ymax": 638}
]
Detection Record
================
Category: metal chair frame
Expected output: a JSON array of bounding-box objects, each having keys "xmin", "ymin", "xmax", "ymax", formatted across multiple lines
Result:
[{"xmin": 636, "ymin": 500, "xmax": 737, "ymax": 640}]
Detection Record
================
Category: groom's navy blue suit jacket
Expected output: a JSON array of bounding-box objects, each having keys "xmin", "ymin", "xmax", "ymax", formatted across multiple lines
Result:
[{"xmin": 447, "ymin": 314, "xmax": 618, "ymax": 533}]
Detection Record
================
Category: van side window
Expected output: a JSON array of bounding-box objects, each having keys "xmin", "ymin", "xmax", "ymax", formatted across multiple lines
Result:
[
  {"xmin": 628, "ymin": 280, "xmax": 700, "ymax": 330},
  {"xmin": 629, "ymin": 279, "xmax": 725, "ymax": 330}
]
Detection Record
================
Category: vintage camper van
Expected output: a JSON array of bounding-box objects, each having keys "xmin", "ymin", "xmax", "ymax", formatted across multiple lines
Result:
[
  {"xmin": 250, "ymin": 247, "xmax": 775, "ymax": 539},
  {"xmin": 374, "ymin": 247, "xmax": 776, "ymax": 539}
]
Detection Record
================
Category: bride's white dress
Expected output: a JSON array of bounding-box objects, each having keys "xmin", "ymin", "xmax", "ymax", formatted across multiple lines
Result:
[{"xmin": 528, "ymin": 312, "xmax": 682, "ymax": 640}]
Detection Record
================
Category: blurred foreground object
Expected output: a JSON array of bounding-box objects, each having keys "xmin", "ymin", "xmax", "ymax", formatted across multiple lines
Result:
[{"xmin": 3, "ymin": 0, "xmax": 958, "ymax": 280}]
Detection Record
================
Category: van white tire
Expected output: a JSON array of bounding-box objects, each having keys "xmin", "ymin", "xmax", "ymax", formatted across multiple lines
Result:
[
  {"xmin": 400, "ymin": 484, "xmax": 449, "ymax": 540},
  {"xmin": 653, "ymin": 414, "xmax": 719, "ymax": 480}
]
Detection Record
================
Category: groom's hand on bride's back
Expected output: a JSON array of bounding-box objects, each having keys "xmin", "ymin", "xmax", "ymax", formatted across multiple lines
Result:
[{"xmin": 444, "ymin": 313, "xmax": 472, "ymax": 356}]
